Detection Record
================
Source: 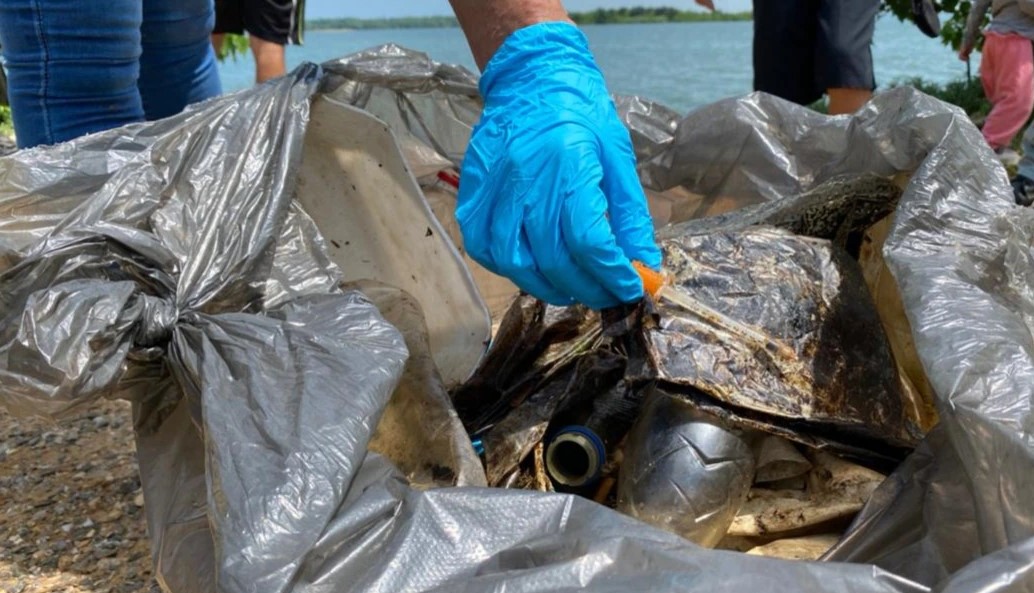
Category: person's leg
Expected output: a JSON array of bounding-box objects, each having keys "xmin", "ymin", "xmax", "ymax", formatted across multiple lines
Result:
[
  {"xmin": 0, "ymin": 0, "xmax": 144, "ymax": 148},
  {"xmin": 752, "ymin": 0, "xmax": 823, "ymax": 106},
  {"xmin": 211, "ymin": 32, "xmax": 226, "ymax": 55},
  {"xmin": 816, "ymin": 0, "xmax": 879, "ymax": 115},
  {"xmin": 242, "ymin": 0, "xmax": 303, "ymax": 84},
  {"xmin": 249, "ymin": 35, "xmax": 285, "ymax": 83},
  {"xmin": 977, "ymin": 33, "xmax": 1034, "ymax": 151},
  {"xmin": 210, "ymin": 0, "xmax": 241, "ymax": 58},
  {"xmin": 826, "ymin": 88, "xmax": 871, "ymax": 115},
  {"xmin": 139, "ymin": 0, "xmax": 222, "ymax": 122}
]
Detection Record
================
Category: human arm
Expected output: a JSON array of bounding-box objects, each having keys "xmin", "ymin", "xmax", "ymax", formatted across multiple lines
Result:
[
  {"xmin": 960, "ymin": 0, "xmax": 992, "ymax": 59},
  {"xmin": 448, "ymin": 0, "xmax": 572, "ymax": 69},
  {"xmin": 446, "ymin": 0, "xmax": 661, "ymax": 310}
]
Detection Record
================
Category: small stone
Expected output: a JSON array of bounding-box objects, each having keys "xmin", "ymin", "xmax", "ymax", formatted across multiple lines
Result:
[
  {"xmin": 134, "ymin": 493, "xmax": 145, "ymax": 507},
  {"xmin": 97, "ymin": 557, "xmax": 123, "ymax": 571},
  {"xmin": 62, "ymin": 523, "xmax": 74, "ymax": 533},
  {"xmin": 93, "ymin": 538, "xmax": 120, "ymax": 558},
  {"xmin": 93, "ymin": 416, "xmax": 110, "ymax": 429},
  {"xmin": 52, "ymin": 540, "xmax": 70, "ymax": 552},
  {"xmin": 81, "ymin": 518, "xmax": 95, "ymax": 529}
]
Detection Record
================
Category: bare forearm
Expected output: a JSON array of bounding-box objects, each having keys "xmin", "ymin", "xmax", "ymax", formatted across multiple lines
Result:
[
  {"xmin": 449, "ymin": 0, "xmax": 573, "ymax": 69},
  {"xmin": 962, "ymin": 0, "xmax": 991, "ymax": 49}
]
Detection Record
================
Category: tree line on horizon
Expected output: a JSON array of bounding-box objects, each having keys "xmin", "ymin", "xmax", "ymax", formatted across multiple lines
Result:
[
  {"xmin": 305, "ymin": 7, "xmax": 752, "ymax": 30},
  {"xmin": 304, "ymin": 2, "xmax": 978, "ymax": 52}
]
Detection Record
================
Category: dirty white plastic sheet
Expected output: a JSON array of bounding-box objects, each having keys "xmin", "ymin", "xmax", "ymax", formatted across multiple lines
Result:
[{"xmin": 0, "ymin": 46, "xmax": 1029, "ymax": 593}]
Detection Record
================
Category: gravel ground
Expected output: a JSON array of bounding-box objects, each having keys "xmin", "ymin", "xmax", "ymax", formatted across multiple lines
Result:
[
  {"xmin": 0, "ymin": 140, "xmax": 155, "ymax": 593},
  {"xmin": 0, "ymin": 130, "xmax": 157, "ymax": 593},
  {"xmin": 0, "ymin": 399, "xmax": 158, "ymax": 593}
]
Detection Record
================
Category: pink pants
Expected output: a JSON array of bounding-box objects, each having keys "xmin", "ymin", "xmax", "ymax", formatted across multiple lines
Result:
[{"xmin": 981, "ymin": 32, "xmax": 1034, "ymax": 150}]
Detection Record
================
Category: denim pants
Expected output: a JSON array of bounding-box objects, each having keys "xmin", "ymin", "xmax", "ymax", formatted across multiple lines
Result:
[{"xmin": 0, "ymin": 0, "xmax": 222, "ymax": 148}]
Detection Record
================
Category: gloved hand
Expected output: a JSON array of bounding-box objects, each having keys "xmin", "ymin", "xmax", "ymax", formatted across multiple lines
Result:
[{"xmin": 456, "ymin": 22, "xmax": 662, "ymax": 311}]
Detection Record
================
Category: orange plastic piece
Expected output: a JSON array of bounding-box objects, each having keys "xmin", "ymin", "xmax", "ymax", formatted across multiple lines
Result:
[{"xmin": 632, "ymin": 260, "xmax": 667, "ymax": 299}]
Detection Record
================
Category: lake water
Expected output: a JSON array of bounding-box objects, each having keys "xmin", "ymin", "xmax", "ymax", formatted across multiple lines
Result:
[{"xmin": 217, "ymin": 16, "xmax": 978, "ymax": 114}]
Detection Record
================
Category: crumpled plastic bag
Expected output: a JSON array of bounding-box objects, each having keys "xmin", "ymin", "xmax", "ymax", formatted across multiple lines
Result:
[{"xmin": 0, "ymin": 45, "xmax": 1030, "ymax": 593}]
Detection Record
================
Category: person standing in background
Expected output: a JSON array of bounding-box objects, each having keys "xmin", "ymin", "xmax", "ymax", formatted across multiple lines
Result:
[
  {"xmin": 0, "ymin": 0, "xmax": 222, "ymax": 149},
  {"xmin": 959, "ymin": 0, "xmax": 1034, "ymax": 170},
  {"xmin": 696, "ymin": 0, "xmax": 880, "ymax": 115},
  {"xmin": 212, "ymin": 0, "xmax": 305, "ymax": 83}
]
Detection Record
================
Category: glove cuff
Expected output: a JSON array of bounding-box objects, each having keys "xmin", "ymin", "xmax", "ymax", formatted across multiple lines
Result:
[{"xmin": 479, "ymin": 22, "xmax": 603, "ymax": 100}]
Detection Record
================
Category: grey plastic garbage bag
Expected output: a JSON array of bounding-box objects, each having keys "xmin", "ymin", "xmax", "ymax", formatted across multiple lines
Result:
[
  {"xmin": 0, "ymin": 65, "xmax": 414, "ymax": 592},
  {"xmin": 0, "ymin": 45, "xmax": 1031, "ymax": 593}
]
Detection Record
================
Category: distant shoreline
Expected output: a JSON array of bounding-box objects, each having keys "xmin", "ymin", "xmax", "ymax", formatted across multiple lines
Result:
[{"xmin": 307, "ymin": 9, "xmax": 753, "ymax": 31}]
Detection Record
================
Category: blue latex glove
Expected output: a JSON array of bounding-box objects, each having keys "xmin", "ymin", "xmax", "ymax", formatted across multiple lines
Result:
[{"xmin": 456, "ymin": 22, "xmax": 662, "ymax": 311}]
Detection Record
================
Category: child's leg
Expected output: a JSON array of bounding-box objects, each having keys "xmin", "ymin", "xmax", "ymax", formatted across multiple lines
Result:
[{"xmin": 980, "ymin": 32, "xmax": 1034, "ymax": 150}]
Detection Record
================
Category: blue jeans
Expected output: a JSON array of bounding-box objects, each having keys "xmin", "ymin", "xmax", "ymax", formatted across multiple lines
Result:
[{"xmin": 0, "ymin": 0, "xmax": 222, "ymax": 148}]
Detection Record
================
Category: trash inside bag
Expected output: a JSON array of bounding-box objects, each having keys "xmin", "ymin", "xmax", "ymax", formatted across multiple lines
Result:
[{"xmin": 0, "ymin": 44, "xmax": 1032, "ymax": 593}]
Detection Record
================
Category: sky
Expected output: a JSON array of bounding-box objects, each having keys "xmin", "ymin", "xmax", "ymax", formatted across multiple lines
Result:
[{"xmin": 307, "ymin": 0, "xmax": 754, "ymax": 20}]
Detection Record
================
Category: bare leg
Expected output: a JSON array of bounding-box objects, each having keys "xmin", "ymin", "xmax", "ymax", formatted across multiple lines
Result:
[
  {"xmin": 827, "ymin": 88, "xmax": 872, "ymax": 115},
  {"xmin": 211, "ymin": 32, "xmax": 225, "ymax": 55},
  {"xmin": 249, "ymin": 35, "xmax": 285, "ymax": 83}
]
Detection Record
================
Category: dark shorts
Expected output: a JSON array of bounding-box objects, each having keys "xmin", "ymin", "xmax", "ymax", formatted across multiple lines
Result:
[
  {"xmin": 753, "ymin": 0, "xmax": 878, "ymax": 105},
  {"xmin": 213, "ymin": 0, "xmax": 305, "ymax": 45}
]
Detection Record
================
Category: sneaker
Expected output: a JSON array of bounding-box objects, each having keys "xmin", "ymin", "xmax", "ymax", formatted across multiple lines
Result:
[
  {"xmin": 1011, "ymin": 174, "xmax": 1034, "ymax": 207},
  {"xmin": 996, "ymin": 147, "xmax": 1021, "ymax": 167}
]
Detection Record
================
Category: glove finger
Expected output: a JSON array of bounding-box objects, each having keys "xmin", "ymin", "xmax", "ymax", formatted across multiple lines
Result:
[
  {"xmin": 457, "ymin": 168, "xmax": 573, "ymax": 306},
  {"xmin": 487, "ymin": 202, "xmax": 575, "ymax": 307},
  {"xmin": 560, "ymin": 169, "xmax": 646, "ymax": 305},
  {"xmin": 525, "ymin": 213, "xmax": 626, "ymax": 311},
  {"xmin": 498, "ymin": 239, "xmax": 576, "ymax": 307},
  {"xmin": 599, "ymin": 123, "xmax": 663, "ymax": 269}
]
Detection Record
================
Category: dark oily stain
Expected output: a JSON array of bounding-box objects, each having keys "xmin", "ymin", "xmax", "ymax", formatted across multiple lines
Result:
[
  {"xmin": 482, "ymin": 352, "xmax": 628, "ymax": 487},
  {"xmin": 452, "ymin": 295, "xmax": 596, "ymax": 434},
  {"xmin": 464, "ymin": 300, "xmax": 656, "ymax": 485},
  {"xmin": 640, "ymin": 227, "xmax": 920, "ymax": 455},
  {"xmin": 659, "ymin": 174, "xmax": 902, "ymax": 258},
  {"xmin": 429, "ymin": 464, "xmax": 456, "ymax": 484},
  {"xmin": 453, "ymin": 221, "xmax": 918, "ymax": 480}
]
